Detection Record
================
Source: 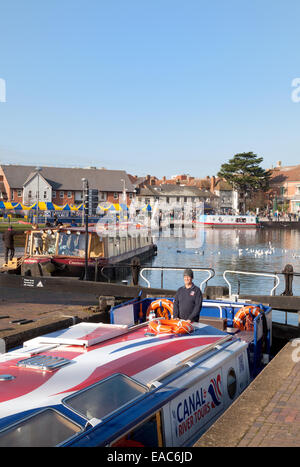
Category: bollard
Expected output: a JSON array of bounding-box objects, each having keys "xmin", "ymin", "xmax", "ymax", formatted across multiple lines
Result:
[
  {"xmin": 131, "ymin": 257, "xmax": 141, "ymax": 286},
  {"xmin": 281, "ymin": 264, "xmax": 294, "ymax": 296}
]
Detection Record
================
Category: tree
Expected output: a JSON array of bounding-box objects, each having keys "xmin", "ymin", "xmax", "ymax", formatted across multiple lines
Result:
[{"xmin": 217, "ymin": 152, "xmax": 271, "ymax": 213}]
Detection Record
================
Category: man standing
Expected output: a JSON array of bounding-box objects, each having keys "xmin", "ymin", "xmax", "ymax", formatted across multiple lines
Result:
[
  {"xmin": 173, "ymin": 269, "xmax": 203, "ymax": 322},
  {"xmin": 2, "ymin": 226, "xmax": 16, "ymax": 265}
]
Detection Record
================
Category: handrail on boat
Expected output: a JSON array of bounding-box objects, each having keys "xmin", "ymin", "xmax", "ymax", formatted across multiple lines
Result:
[
  {"xmin": 147, "ymin": 334, "xmax": 233, "ymax": 388},
  {"xmin": 223, "ymin": 270, "xmax": 280, "ymax": 297},
  {"xmin": 139, "ymin": 267, "xmax": 215, "ymax": 291}
]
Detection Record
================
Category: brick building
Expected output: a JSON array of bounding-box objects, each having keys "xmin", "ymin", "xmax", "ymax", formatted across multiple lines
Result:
[
  {"xmin": 0, "ymin": 164, "xmax": 135, "ymax": 208},
  {"xmin": 269, "ymin": 162, "xmax": 300, "ymax": 213}
]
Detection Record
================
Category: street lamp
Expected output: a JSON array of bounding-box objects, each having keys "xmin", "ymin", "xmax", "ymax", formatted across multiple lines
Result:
[
  {"xmin": 81, "ymin": 178, "xmax": 89, "ymax": 280},
  {"xmin": 35, "ymin": 167, "xmax": 42, "ymax": 224}
]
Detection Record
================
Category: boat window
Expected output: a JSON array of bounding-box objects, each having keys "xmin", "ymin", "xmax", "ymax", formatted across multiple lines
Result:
[
  {"xmin": 0, "ymin": 408, "xmax": 81, "ymax": 447},
  {"xmin": 42, "ymin": 230, "xmax": 57, "ymax": 255},
  {"xmin": 32, "ymin": 232, "xmax": 43, "ymax": 255},
  {"xmin": 63, "ymin": 374, "xmax": 147, "ymax": 421},
  {"xmin": 90, "ymin": 234, "xmax": 104, "ymax": 258},
  {"xmin": 57, "ymin": 232, "xmax": 86, "ymax": 257},
  {"xmin": 111, "ymin": 412, "xmax": 163, "ymax": 448},
  {"xmin": 227, "ymin": 368, "xmax": 237, "ymax": 399}
]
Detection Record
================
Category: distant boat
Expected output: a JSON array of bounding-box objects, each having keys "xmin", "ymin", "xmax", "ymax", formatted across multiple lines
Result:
[{"xmin": 197, "ymin": 214, "xmax": 258, "ymax": 228}]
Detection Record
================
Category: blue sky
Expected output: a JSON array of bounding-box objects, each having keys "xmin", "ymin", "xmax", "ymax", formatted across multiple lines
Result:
[{"xmin": 0, "ymin": 0, "xmax": 300, "ymax": 178}]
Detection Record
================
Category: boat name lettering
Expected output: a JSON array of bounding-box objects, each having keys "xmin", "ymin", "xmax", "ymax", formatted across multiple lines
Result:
[
  {"xmin": 173, "ymin": 373, "xmax": 222, "ymax": 438},
  {"xmin": 176, "ymin": 388, "xmax": 206, "ymax": 422}
]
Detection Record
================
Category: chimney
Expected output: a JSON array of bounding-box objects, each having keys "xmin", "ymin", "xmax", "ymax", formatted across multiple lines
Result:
[{"xmin": 210, "ymin": 176, "xmax": 216, "ymax": 192}]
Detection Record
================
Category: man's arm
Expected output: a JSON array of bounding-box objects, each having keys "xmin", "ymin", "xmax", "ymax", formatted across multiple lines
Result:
[{"xmin": 188, "ymin": 288, "xmax": 203, "ymax": 322}]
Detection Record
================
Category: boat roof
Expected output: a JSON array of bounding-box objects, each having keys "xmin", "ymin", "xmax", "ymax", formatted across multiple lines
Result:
[{"xmin": 0, "ymin": 321, "xmax": 232, "ymax": 441}]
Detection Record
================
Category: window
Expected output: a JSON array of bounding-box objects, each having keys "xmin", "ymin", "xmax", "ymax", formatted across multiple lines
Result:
[
  {"xmin": 129, "ymin": 192, "xmax": 133, "ymax": 200},
  {"xmin": 11, "ymin": 190, "xmax": 14, "ymax": 200},
  {"xmin": 52, "ymin": 191, "xmax": 56, "ymax": 198},
  {"xmin": 0, "ymin": 408, "xmax": 81, "ymax": 448},
  {"xmin": 28, "ymin": 190, "xmax": 32, "ymax": 198},
  {"xmin": 57, "ymin": 232, "xmax": 86, "ymax": 256},
  {"xmin": 17, "ymin": 190, "xmax": 22, "ymax": 197},
  {"xmin": 67, "ymin": 191, "xmax": 72, "ymax": 199},
  {"xmin": 43, "ymin": 191, "xmax": 47, "ymax": 199},
  {"xmin": 59, "ymin": 191, "xmax": 64, "ymax": 198},
  {"xmin": 112, "ymin": 413, "xmax": 163, "ymax": 448},
  {"xmin": 227, "ymin": 368, "xmax": 237, "ymax": 399},
  {"xmin": 114, "ymin": 192, "xmax": 118, "ymax": 199},
  {"xmin": 63, "ymin": 374, "xmax": 147, "ymax": 421},
  {"xmin": 100, "ymin": 192, "xmax": 107, "ymax": 201}
]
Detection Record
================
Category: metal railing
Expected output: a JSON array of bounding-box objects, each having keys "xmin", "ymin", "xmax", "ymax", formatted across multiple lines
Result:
[
  {"xmin": 139, "ymin": 267, "xmax": 215, "ymax": 291},
  {"xmin": 223, "ymin": 269, "xmax": 280, "ymax": 297}
]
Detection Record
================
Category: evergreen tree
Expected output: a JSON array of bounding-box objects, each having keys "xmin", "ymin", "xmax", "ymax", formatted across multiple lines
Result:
[{"xmin": 217, "ymin": 152, "xmax": 271, "ymax": 213}]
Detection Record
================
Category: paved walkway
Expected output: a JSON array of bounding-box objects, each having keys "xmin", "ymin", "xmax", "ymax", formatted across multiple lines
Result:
[{"xmin": 195, "ymin": 340, "xmax": 300, "ymax": 447}]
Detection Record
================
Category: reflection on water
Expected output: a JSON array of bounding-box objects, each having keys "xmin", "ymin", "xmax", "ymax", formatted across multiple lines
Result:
[{"xmin": 141, "ymin": 228, "xmax": 300, "ymax": 326}]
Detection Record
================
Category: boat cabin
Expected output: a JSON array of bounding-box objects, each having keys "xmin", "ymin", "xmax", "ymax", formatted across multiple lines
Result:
[{"xmin": 21, "ymin": 226, "xmax": 156, "ymax": 278}]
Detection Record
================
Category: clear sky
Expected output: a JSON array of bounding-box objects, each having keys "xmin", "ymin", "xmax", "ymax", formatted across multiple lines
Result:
[{"xmin": 0, "ymin": 0, "xmax": 300, "ymax": 178}]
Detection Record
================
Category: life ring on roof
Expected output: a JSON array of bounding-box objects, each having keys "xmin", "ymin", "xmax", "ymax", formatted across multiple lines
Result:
[
  {"xmin": 146, "ymin": 299, "xmax": 174, "ymax": 319},
  {"xmin": 233, "ymin": 305, "xmax": 261, "ymax": 331},
  {"xmin": 148, "ymin": 318, "xmax": 193, "ymax": 335}
]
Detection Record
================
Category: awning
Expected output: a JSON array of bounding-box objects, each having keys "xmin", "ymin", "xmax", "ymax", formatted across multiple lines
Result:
[
  {"xmin": 108, "ymin": 203, "xmax": 122, "ymax": 212},
  {"xmin": 98, "ymin": 202, "xmax": 112, "ymax": 211},
  {"xmin": 0, "ymin": 202, "xmax": 24, "ymax": 210}
]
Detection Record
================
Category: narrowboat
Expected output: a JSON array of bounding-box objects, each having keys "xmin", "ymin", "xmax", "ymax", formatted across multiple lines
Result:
[
  {"xmin": 0, "ymin": 295, "xmax": 271, "ymax": 447},
  {"xmin": 197, "ymin": 214, "xmax": 258, "ymax": 228},
  {"xmin": 20, "ymin": 225, "xmax": 157, "ymax": 280}
]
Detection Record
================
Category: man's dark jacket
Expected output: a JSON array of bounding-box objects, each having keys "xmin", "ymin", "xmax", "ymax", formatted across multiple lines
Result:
[{"xmin": 173, "ymin": 283, "xmax": 203, "ymax": 322}]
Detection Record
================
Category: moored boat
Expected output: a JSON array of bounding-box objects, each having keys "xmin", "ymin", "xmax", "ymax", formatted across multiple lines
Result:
[
  {"xmin": 0, "ymin": 295, "xmax": 271, "ymax": 447},
  {"xmin": 197, "ymin": 214, "xmax": 258, "ymax": 228},
  {"xmin": 20, "ymin": 225, "xmax": 157, "ymax": 280}
]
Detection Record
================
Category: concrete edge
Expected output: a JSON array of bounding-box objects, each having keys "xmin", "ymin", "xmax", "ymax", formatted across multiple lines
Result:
[
  {"xmin": 194, "ymin": 341, "xmax": 297, "ymax": 447},
  {"xmin": 0, "ymin": 308, "xmax": 108, "ymax": 352}
]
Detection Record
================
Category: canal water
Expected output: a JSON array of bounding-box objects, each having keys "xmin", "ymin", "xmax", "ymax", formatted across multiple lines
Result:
[
  {"xmin": 1, "ymin": 227, "xmax": 300, "ymax": 325},
  {"xmin": 141, "ymin": 227, "xmax": 300, "ymax": 326}
]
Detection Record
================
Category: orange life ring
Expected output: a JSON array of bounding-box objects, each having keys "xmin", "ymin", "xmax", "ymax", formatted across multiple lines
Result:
[
  {"xmin": 233, "ymin": 305, "xmax": 261, "ymax": 331},
  {"xmin": 148, "ymin": 318, "xmax": 193, "ymax": 335},
  {"xmin": 146, "ymin": 299, "xmax": 174, "ymax": 319}
]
